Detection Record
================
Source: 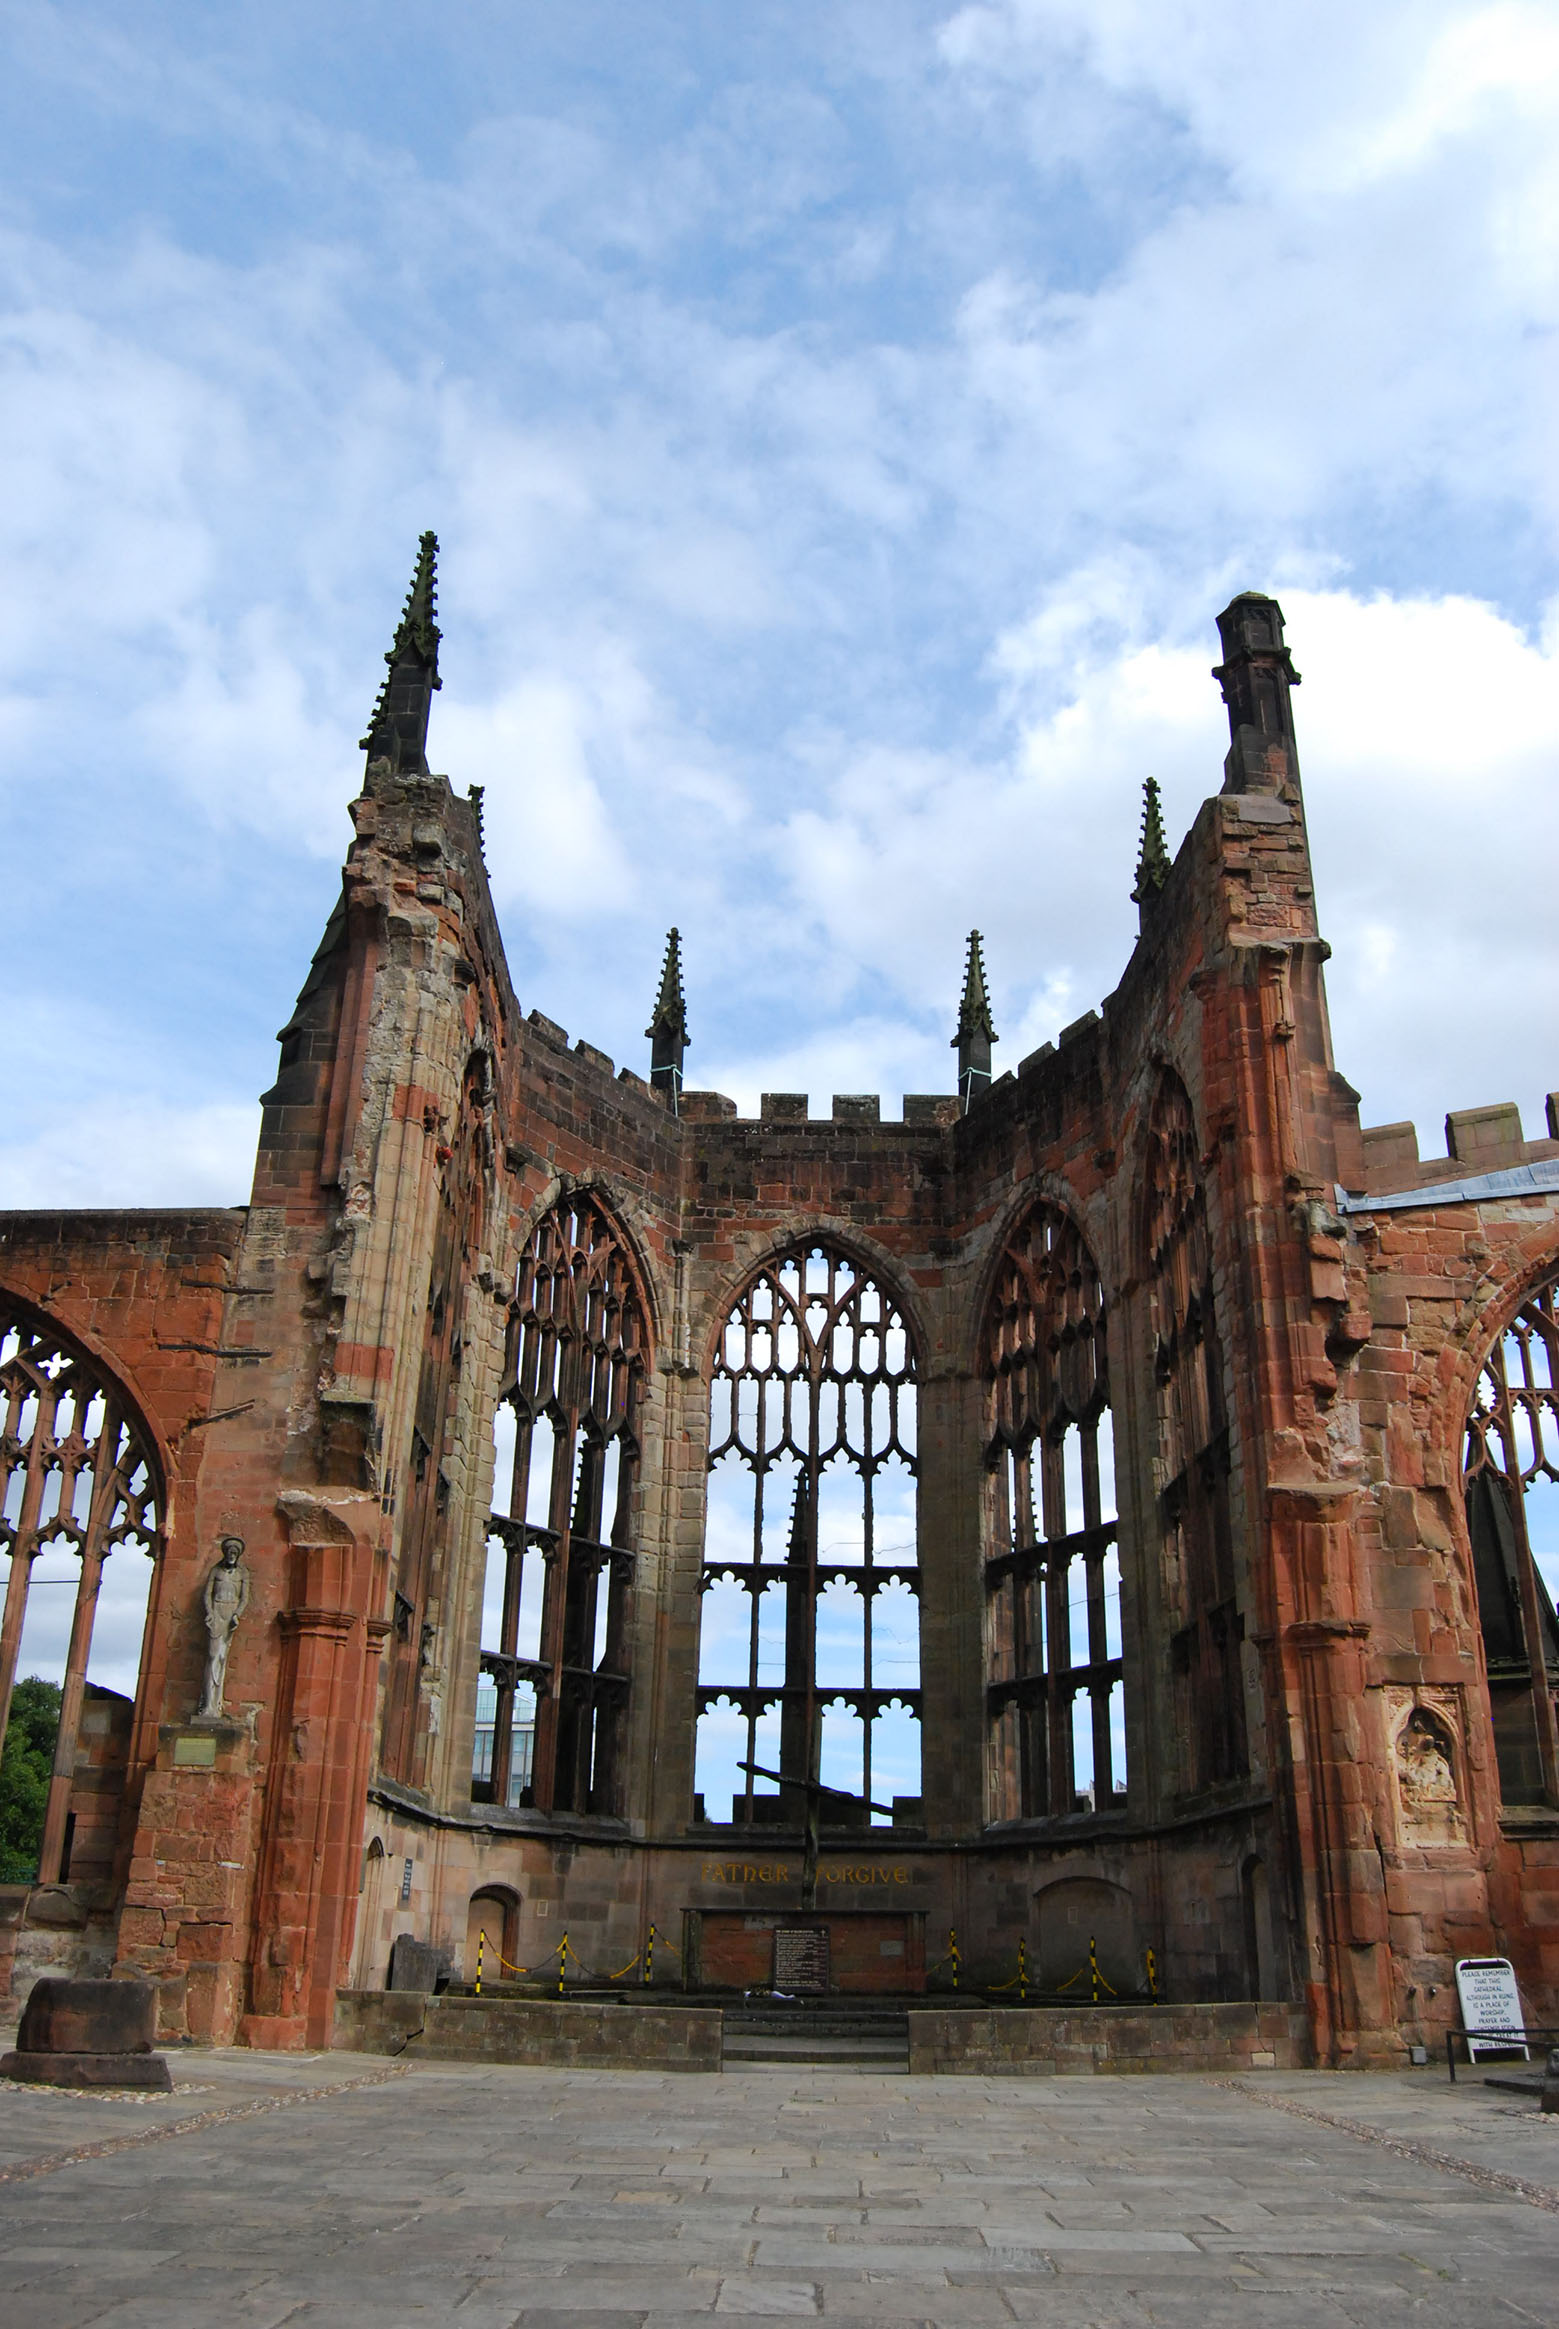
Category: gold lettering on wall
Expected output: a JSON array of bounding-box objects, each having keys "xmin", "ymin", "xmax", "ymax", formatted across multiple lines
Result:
[{"xmin": 698, "ymin": 1862, "xmax": 911, "ymax": 1886}]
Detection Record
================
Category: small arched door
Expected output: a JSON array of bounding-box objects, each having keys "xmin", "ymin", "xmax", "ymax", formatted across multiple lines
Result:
[
  {"xmin": 465, "ymin": 1886, "xmax": 520, "ymax": 1982},
  {"xmin": 355, "ymin": 1839, "xmax": 387, "ymax": 1988}
]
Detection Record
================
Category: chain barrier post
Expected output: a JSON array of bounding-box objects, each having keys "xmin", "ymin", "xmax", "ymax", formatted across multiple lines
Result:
[
  {"xmin": 559, "ymin": 1933, "xmax": 567, "ymax": 1997},
  {"xmin": 1019, "ymin": 1936, "xmax": 1027, "ymax": 2004},
  {"xmin": 950, "ymin": 1928, "xmax": 959, "ymax": 1992},
  {"xmin": 476, "ymin": 1927, "xmax": 484, "ymax": 1998},
  {"xmin": 645, "ymin": 1924, "xmax": 655, "ymax": 1985},
  {"xmin": 1146, "ymin": 1945, "xmax": 1158, "ymax": 2002},
  {"xmin": 1089, "ymin": 1934, "xmax": 1100, "ymax": 2005}
]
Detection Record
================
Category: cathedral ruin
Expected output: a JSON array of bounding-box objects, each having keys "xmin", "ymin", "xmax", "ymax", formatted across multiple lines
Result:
[{"xmin": 2, "ymin": 539, "xmax": 1556, "ymax": 2070}]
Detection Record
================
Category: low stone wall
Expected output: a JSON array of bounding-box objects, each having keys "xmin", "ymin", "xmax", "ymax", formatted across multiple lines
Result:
[
  {"xmin": 334, "ymin": 1989, "xmax": 723, "ymax": 2072},
  {"xmin": 908, "ymin": 2002, "xmax": 1311, "ymax": 2075}
]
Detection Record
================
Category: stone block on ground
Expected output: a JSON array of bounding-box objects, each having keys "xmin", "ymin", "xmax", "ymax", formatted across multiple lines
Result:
[
  {"xmin": 1, "ymin": 1973, "xmax": 173, "ymax": 2089},
  {"xmin": 387, "ymin": 1935, "xmax": 445, "ymax": 1993}
]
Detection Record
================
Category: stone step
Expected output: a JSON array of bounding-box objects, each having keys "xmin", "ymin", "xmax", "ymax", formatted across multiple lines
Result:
[
  {"xmin": 725, "ymin": 2005, "xmax": 911, "ymax": 2023},
  {"xmin": 725, "ymin": 2025, "xmax": 909, "ymax": 2045},
  {"xmin": 725, "ymin": 2010, "xmax": 909, "ymax": 2030},
  {"xmin": 722, "ymin": 2006, "xmax": 911, "ymax": 2070},
  {"xmin": 723, "ymin": 2034, "xmax": 911, "ymax": 2068}
]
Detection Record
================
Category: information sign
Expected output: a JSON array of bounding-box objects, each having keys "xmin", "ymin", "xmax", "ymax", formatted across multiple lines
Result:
[
  {"xmin": 773, "ymin": 1925, "xmax": 830, "ymax": 1995},
  {"xmin": 1455, "ymin": 1955, "xmax": 1528, "ymax": 2059}
]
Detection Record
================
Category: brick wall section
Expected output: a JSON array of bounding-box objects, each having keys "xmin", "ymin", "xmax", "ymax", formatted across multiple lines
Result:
[
  {"xmin": 333, "ymin": 1989, "xmax": 723, "ymax": 2069},
  {"xmin": 60, "ymin": 1684, "xmax": 133, "ymax": 1887},
  {"xmin": 908, "ymin": 2002, "xmax": 1310, "ymax": 2074}
]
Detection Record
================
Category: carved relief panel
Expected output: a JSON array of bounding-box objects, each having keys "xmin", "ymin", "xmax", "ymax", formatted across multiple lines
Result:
[{"xmin": 1382, "ymin": 1687, "xmax": 1468, "ymax": 1848}]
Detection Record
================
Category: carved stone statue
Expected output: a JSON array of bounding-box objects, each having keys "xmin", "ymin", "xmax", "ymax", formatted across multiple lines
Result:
[
  {"xmin": 196, "ymin": 1536, "xmax": 251, "ymax": 1720},
  {"xmin": 1397, "ymin": 1708, "xmax": 1461, "ymax": 1834}
]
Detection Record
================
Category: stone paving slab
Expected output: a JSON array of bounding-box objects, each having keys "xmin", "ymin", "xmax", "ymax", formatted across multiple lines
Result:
[
  {"xmin": 1, "ymin": 2059, "xmax": 1558, "ymax": 2324},
  {"xmin": 0, "ymin": 2046, "xmax": 404, "ymax": 2177}
]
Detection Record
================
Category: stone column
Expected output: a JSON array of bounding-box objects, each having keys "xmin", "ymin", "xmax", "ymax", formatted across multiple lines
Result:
[
  {"xmin": 0, "ymin": 1447, "xmax": 49, "ymax": 1750},
  {"xmin": 1267, "ymin": 1486, "xmax": 1400, "ymax": 2063},
  {"xmin": 115, "ymin": 1712, "xmax": 258, "ymax": 2044},
  {"xmin": 917, "ymin": 1365, "xmax": 985, "ymax": 1837},
  {"xmin": 242, "ymin": 1492, "xmax": 386, "ymax": 2050},
  {"xmin": 35, "ymin": 1540, "xmax": 106, "ymax": 1886}
]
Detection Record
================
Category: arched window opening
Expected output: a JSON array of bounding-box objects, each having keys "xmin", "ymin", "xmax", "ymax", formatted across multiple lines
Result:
[
  {"xmin": 1146, "ymin": 1075, "xmax": 1246, "ymax": 1794},
  {"xmin": 0, "ymin": 1306, "xmax": 160, "ymax": 1885},
  {"xmin": 475, "ymin": 1196, "xmax": 648, "ymax": 1816},
  {"xmin": 693, "ymin": 1245, "xmax": 920, "ymax": 1831},
  {"xmin": 983, "ymin": 1205, "xmax": 1123, "ymax": 1822},
  {"xmin": 1465, "ymin": 1272, "xmax": 1559, "ymax": 1807}
]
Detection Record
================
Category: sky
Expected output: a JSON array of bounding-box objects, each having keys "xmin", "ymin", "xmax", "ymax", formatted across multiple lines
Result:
[{"xmin": 1, "ymin": 0, "xmax": 1557, "ymax": 1216}]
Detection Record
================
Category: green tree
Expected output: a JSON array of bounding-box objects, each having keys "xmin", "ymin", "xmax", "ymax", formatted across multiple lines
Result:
[{"xmin": 0, "ymin": 1677, "xmax": 62, "ymax": 1883}]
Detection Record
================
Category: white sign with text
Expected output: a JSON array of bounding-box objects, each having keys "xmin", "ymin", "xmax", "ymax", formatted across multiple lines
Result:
[{"xmin": 1455, "ymin": 1956, "xmax": 1528, "ymax": 2059}]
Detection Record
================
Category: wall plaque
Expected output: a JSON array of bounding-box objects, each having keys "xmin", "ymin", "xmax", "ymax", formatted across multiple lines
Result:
[{"xmin": 773, "ymin": 1925, "xmax": 830, "ymax": 1994}]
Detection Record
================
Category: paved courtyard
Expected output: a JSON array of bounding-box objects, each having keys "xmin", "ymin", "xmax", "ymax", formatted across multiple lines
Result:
[{"xmin": 2, "ymin": 2051, "xmax": 1558, "ymax": 2326}]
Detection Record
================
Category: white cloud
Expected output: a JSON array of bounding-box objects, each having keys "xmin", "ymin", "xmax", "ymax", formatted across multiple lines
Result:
[
  {"xmin": 1281, "ymin": 587, "xmax": 1559, "ymax": 1146},
  {"xmin": 134, "ymin": 610, "xmax": 358, "ymax": 853},
  {"xmin": 0, "ymin": 3, "xmax": 1554, "ymax": 1202},
  {"xmin": 438, "ymin": 675, "xmax": 636, "ymax": 920},
  {"xmin": 733, "ymin": 579, "xmax": 1559, "ymax": 1148},
  {"xmin": 0, "ymin": 1096, "xmax": 258, "ymax": 1211},
  {"xmin": 940, "ymin": 2, "xmax": 1559, "ymax": 206},
  {"xmin": 937, "ymin": 0, "xmax": 1559, "ymax": 562}
]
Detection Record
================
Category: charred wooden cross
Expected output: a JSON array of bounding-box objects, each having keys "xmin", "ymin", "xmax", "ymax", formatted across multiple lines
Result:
[{"xmin": 738, "ymin": 1757, "xmax": 896, "ymax": 1910}]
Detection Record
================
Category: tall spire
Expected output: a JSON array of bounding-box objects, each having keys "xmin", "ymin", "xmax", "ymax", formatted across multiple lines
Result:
[
  {"xmin": 361, "ymin": 531, "xmax": 442, "ymax": 777},
  {"xmin": 1131, "ymin": 772, "xmax": 1171, "ymax": 921},
  {"xmin": 646, "ymin": 927, "xmax": 689, "ymax": 1111},
  {"xmin": 952, "ymin": 930, "xmax": 996, "ymax": 1115}
]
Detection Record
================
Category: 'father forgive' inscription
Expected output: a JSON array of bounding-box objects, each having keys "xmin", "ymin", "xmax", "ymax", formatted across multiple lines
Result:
[{"xmin": 699, "ymin": 1862, "xmax": 912, "ymax": 1886}]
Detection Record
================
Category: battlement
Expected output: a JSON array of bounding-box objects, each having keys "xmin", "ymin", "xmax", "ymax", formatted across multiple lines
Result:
[
  {"xmin": 524, "ymin": 1008, "xmax": 974, "ymax": 1128},
  {"xmin": 1356, "ymin": 1093, "xmax": 1559, "ymax": 1196},
  {"xmin": 680, "ymin": 1091, "xmax": 962, "ymax": 1128},
  {"xmin": 521, "ymin": 1001, "xmax": 1104, "ymax": 1136}
]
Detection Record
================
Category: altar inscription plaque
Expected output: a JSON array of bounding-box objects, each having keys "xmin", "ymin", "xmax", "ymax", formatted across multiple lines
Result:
[{"xmin": 773, "ymin": 1926, "xmax": 830, "ymax": 1994}]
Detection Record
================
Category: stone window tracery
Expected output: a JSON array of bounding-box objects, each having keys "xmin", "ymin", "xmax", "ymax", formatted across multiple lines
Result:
[
  {"xmin": 694, "ymin": 1245, "xmax": 920, "ymax": 1830},
  {"xmin": 0, "ymin": 1305, "xmax": 160, "ymax": 1883},
  {"xmin": 983, "ymin": 1204, "xmax": 1123, "ymax": 1822},
  {"xmin": 1146, "ymin": 1073, "xmax": 1247, "ymax": 1793},
  {"xmin": 1464, "ymin": 1270, "xmax": 1559, "ymax": 1807},
  {"xmin": 476, "ymin": 1195, "xmax": 647, "ymax": 1816}
]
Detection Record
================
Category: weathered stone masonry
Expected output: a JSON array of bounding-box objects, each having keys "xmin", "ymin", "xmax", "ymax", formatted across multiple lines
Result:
[{"xmin": 2, "ymin": 549, "xmax": 1556, "ymax": 2066}]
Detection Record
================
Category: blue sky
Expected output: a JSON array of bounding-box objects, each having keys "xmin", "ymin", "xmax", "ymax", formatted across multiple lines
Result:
[{"xmin": 2, "ymin": 0, "xmax": 1557, "ymax": 1209}]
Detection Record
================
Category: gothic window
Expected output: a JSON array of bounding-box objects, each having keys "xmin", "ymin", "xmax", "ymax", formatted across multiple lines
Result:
[
  {"xmin": 1464, "ymin": 1271, "xmax": 1559, "ymax": 1807},
  {"xmin": 476, "ymin": 1195, "xmax": 648, "ymax": 1816},
  {"xmin": 694, "ymin": 1245, "xmax": 920, "ymax": 1830},
  {"xmin": 1146, "ymin": 1073, "xmax": 1247, "ymax": 1792},
  {"xmin": 0, "ymin": 1305, "xmax": 160, "ymax": 1884},
  {"xmin": 984, "ymin": 1204, "xmax": 1124, "ymax": 1822}
]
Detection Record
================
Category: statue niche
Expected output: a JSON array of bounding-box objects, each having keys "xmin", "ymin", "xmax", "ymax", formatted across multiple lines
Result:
[{"xmin": 1393, "ymin": 1704, "xmax": 1464, "ymax": 1843}]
